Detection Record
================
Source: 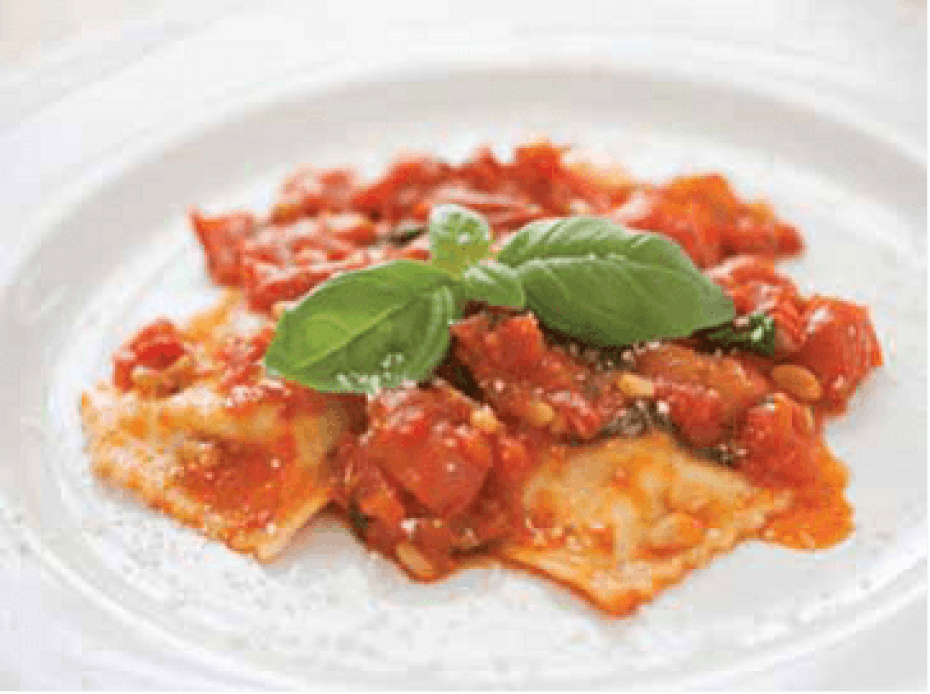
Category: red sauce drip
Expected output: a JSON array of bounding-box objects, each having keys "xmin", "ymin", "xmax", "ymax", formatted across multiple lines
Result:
[{"xmin": 765, "ymin": 447, "xmax": 852, "ymax": 550}]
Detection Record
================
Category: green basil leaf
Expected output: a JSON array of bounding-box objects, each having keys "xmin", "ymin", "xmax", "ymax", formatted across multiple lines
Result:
[
  {"xmin": 456, "ymin": 260, "xmax": 526, "ymax": 309},
  {"xmin": 498, "ymin": 217, "xmax": 734, "ymax": 346},
  {"xmin": 497, "ymin": 216, "xmax": 627, "ymax": 265},
  {"xmin": 428, "ymin": 204, "xmax": 492, "ymax": 276},
  {"xmin": 700, "ymin": 312, "xmax": 776, "ymax": 357},
  {"xmin": 264, "ymin": 260, "xmax": 459, "ymax": 394}
]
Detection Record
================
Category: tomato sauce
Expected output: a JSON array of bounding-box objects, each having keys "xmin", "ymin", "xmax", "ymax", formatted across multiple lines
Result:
[
  {"xmin": 188, "ymin": 143, "xmax": 803, "ymax": 314},
  {"xmin": 115, "ymin": 143, "xmax": 881, "ymax": 582},
  {"xmin": 113, "ymin": 318, "xmax": 189, "ymax": 391},
  {"xmin": 173, "ymin": 438, "xmax": 300, "ymax": 532}
]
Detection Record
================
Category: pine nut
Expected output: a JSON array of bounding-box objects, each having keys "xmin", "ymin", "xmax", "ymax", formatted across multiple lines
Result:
[
  {"xmin": 771, "ymin": 365, "xmax": 823, "ymax": 402},
  {"xmin": 469, "ymin": 406, "xmax": 501, "ymax": 434},
  {"xmin": 271, "ymin": 301, "xmax": 295, "ymax": 319},
  {"xmin": 523, "ymin": 399, "xmax": 555, "ymax": 427},
  {"xmin": 395, "ymin": 542, "xmax": 436, "ymax": 579},
  {"xmin": 616, "ymin": 373, "xmax": 656, "ymax": 399}
]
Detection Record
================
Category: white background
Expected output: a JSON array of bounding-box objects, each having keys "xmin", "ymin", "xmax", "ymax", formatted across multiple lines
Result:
[{"xmin": 0, "ymin": 0, "xmax": 925, "ymax": 76}]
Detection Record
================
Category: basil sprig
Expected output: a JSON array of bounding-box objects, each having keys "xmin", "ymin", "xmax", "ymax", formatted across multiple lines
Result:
[
  {"xmin": 265, "ymin": 206, "xmax": 523, "ymax": 394},
  {"xmin": 264, "ymin": 208, "xmax": 735, "ymax": 394}
]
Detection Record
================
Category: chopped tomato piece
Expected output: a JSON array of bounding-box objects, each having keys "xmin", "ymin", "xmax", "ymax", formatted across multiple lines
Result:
[
  {"xmin": 707, "ymin": 255, "xmax": 806, "ymax": 355},
  {"xmin": 636, "ymin": 343, "xmax": 770, "ymax": 427},
  {"xmin": 706, "ymin": 254, "xmax": 798, "ymax": 293},
  {"xmin": 795, "ymin": 296, "xmax": 882, "ymax": 409},
  {"xmin": 336, "ymin": 433, "xmax": 407, "ymax": 527},
  {"xmin": 241, "ymin": 255, "xmax": 371, "ymax": 311},
  {"xmin": 360, "ymin": 386, "xmax": 496, "ymax": 517},
  {"xmin": 613, "ymin": 185, "xmax": 723, "ymax": 268},
  {"xmin": 113, "ymin": 319, "xmax": 188, "ymax": 391},
  {"xmin": 240, "ymin": 219, "xmax": 356, "ymax": 266},
  {"xmin": 350, "ymin": 155, "xmax": 452, "ymax": 222},
  {"xmin": 508, "ymin": 142, "xmax": 612, "ymax": 215},
  {"xmin": 271, "ymin": 167, "xmax": 357, "ymax": 224},
  {"xmin": 189, "ymin": 209, "xmax": 256, "ymax": 284},
  {"xmin": 736, "ymin": 393, "xmax": 818, "ymax": 488},
  {"xmin": 613, "ymin": 176, "xmax": 802, "ymax": 268},
  {"xmin": 452, "ymin": 313, "xmax": 623, "ymax": 439},
  {"xmin": 655, "ymin": 381, "xmax": 726, "ymax": 448}
]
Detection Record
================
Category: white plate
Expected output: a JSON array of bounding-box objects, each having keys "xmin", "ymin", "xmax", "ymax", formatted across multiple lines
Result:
[{"xmin": 0, "ymin": 5, "xmax": 925, "ymax": 688}]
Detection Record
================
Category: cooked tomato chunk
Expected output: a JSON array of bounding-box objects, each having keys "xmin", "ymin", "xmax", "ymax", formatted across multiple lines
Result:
[
  {"xmin": 355, "ymin": 385, "xmax": 499, "ymax": 517},
  {"xmin": 270, "ymin": 167, "xmax": 357, "ymax": 224},
  {"xmin": 507, "ymin": 142, "xmax": 612, "ymax": 215},
  {"xmin": 113, "ymin": 319, "xmax": 188, "ymax": 391},
  {"xmin": 332, "ymin": 389, "xmax": 532, "ymax": 570},
  {"xmin": 242, "ymin": 253, "xmax": 375, "ymax": 311},
  {"xmin": 706, "ymin": 255, "xmax": 807, "ymax": 356},
  {"xmin": 350, "ymin": 155, "xmax": 453, "ymax": 223},
  {"xmin": 636, "ymin": 343, "xmax": 770, "ymax": 448},
  {"xmin": 706, "ymin": 254, "xmax": 798, "ymax": 292},
  {"xmin": 736, "ymin": 393, "xmax": 819, "ymax": 488},
  {"xmin": 189, "ymin": 210, "xmax": 256, "ymax": 285},
  {"xmin": 452, "ymin": 313, "xmax": 626, "ymax": 440},
  {"xmin": 795, "ymin": 296, "xmax": 882, "ymax": 409},
  {"xmin": 637, "ymin": 344, "xmax": 769, "ymax": 419},
  {"xmin": 613, "ymin": 175, "xmax": 802, "ymax": 268},
  {"xmin": 335, "ymin": 432, "xmax": 408, "ymax": 532},
  {"xmin": 654, "ymin": 381, "xmax": 726, "ymax": 448}
]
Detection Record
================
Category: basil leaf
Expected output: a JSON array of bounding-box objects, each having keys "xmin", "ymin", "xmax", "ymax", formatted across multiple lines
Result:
[
  {"xmin": 456, "ymin": 261, "xmax": 526, "ymax": 309},
  {"xmin": 700, "ymin": 312, "xmax": 776, "ymax": 357},
  {"xmin": 497, "ymin": 216, "xmax": 628, "ymax": 265},
  {"xmin": 498, "ymin": 217, "xmax": 734, "ymax": 346},
  {"xmin": 428, "ymin": 204, "xmax": 492, "ymax": 276},
  {"xmin": 264, "ymin": 260, "xmax": 459, "ymax": 394}
]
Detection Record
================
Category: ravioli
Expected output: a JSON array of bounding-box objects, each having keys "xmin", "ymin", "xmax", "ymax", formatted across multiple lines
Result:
[
  {"xmin": 500, "ymin": 433, "xmax": 791, "ymax": 615},
  {"xmin": 80, "ymin": 294, "xmax": 356, "ymax": 561}
]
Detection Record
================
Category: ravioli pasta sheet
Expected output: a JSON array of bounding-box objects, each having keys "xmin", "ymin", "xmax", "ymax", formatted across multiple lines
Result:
[
  {"xmin": 81, "ymin": 294, "xmax": 353, "ymax": 561},
  {"xmin": 500, "ymin": 433, "xmax": 791, "ymax": 614}
]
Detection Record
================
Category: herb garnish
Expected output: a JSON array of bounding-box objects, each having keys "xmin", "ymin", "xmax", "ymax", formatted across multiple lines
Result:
[
  {"xmin": 264, "ymin": 207, "xmax": 735, "ymax": 394},
  {"xmin": 699, "ymin": 312, "xmax": 776, "ymax": 357},
  {"xmin": 496, "ymin": 217, "xmax": 734, "ymax": 346}
]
